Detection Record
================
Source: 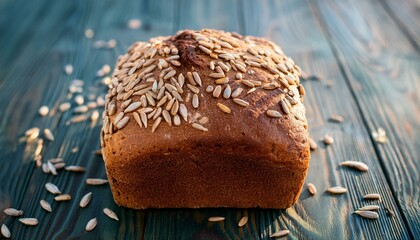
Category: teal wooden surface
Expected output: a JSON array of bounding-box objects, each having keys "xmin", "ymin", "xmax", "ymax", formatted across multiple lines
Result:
[{"xmin": 0, "ymin": 0, "xmax": 418, "ymax": 239}]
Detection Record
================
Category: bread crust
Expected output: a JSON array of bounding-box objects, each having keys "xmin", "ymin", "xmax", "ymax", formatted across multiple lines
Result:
[{"xmin": 102, "ymin": 29, "xmax": 310, "ymax": 209}]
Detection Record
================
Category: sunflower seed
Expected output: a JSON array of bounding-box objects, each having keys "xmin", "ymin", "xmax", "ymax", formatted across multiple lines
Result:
[
  {"xmin": 192, "ymin": 123, "xmax": 208, "ymax": 132},
  {"xmin": 19, "ymin": 218, "xmax": 38, "ymax": 226},
  {"xmin": 328, "ymin": 114, "xmax": 344, "ymax": 123},
  {"xmin": 64, "ymin": 64, "xmax": 73, "ymax": 75},
  {"xmin": 42, "ymin": 163, "xmax": 49, "ymax": 173},
  {"xmin": 85, "ymin": 218, "xmax": 97, "ymax": 231},
  {"xmin": 215, "ymin": 77, "xmax": 229, "ymax": 85},
  {"xmin": 55, "ymin": 194, "xmax": 71, "ymax": 201},
  {"xmin": 49, "ymin": 158, "xmax": 64, "ymax": 164},
  {"xmin": 47, "ymin": 161, "xmax": 57, "ymax": 175},
  {"xmin": 125, "ymin": 102, "xmax": 141, "ymax": 113},
  {"xmin": 223, "ymin": 85, "xmax": 231, "ymax": 99},
  {"xmin": 363, "ymin": 193, "xmax": 381, "ymax": 200},
  {"xmin": 233, "ymin": 98, "xmax": 249, "ymax": 107},
  {"xmin": 327, "ymin": 186, "xmax": 347, "ymax": 194},
  {"xmin": 152, "ymin": 117, "xmax": 162, "ymax": 133},
  {"xmin": 238, "ymin": 216, "xmax": 248, "ymax": 227},
  {"xmin": 173, "ymin": 114, "xmax": 181, "ymax": 126},
  {"xmin": 59, "ymin": 102, "xmax": 71, "ymax": 112},
  {"xmin": 206, "ymin": 85, "xmax": 214, "ymax": 93},
  {"xmin": 25, "ymin": 127, "xmax": 40, "ymax": 139},
  {"xmin": 213, "ymin": 85, "xmax": 222, "ymax": 98},
  {"xmin": 266, "ymin": 110, "xmax": 282, "ymax": 118},
  {"xmin": 73, "ymin": 105, "xmax": 89, "ymax": 113},
  {"xmin": 179, "ymin": 104, "xmax": 188, "ymax": 121},
  {"xmin": 217, "ymin": 103, "xmax": 231, "ymax": 114},
  {"xmin": 80, "ymin": 192, "xmax": 92, "ymax": 208},
  {"xmin": 354, "ymin": 210, "xmax": 379, "ymax": 219},
  {"xmin": 103, "ymin": 208, "xmax": 119, "ymax": 221},
  {"xmin": 309, "ymin": 138, "xmax": 318, "ymax": 150},
  {"xmin": 192, "ymin": 94, "xmax": 199, "ymax": 108},
  {"xmin": 39, "ymin": 106, "xmax": 49, "ymax": 116},
  {"xmin": 45, "ymin": 182, "xmax": 61, "ymax": 194},
  {"xmin": 192, "ymin": 72, "xmax": 202, "ymax": 86},
  {"xmin": 340, "ymin": 161, "xmax": 368, "ymax": 172},
  {"xmin": 358, "ymin": 205, "xmax": 380, "ymax": 211},
  {"xmin": 280, "ymin": 99, "xmax": 290, "ymax": 114},
  {"xmin": 86, "ymin": 178, "xmax": 108, "ymax": 185},
  {"xmin": 307, "ymin": 183, "xmax": 317, "ymax": 195},
  {"xmin": 1, "ymin": 224, "xmax": 10, "ymax": 238},
  {"xmin": 74, "ymin": 95, "xmax": 85, "ymax": 106},
  {"xmin": 323, "ymin": 135, "xmax": 334, "ymax": 145},
  {"xmin": 40, "ymin": 200, "xmax": 52, "ymax": 212},
  {"xmin": 270, "ymin": 229, "xmax": 290, "ymax": 238},
  {"xmin": 231, "ymin": 87, "xmax": 243, "ymax": 98},
  {"xmin": 372, "ymin": 127, "xmax": 387, "ymax": 143},
  {"xmin": 4, "ymin": 208, "xmax": 23, "ymax": 216},
  {"xmin": 65, "ymin": 166, "xmax": 81, "ymax": 172},
  {"xmin": 208, "ymin": 216, "xmax": 225, "ymax": 222}
]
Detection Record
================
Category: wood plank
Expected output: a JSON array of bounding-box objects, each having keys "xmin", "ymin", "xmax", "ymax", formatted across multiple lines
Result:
[
  {"xmin": 0, "ymin": 0, "xmax": 174, "ymax": 238},
  {"xmin": 380, "ymin": 0, "xmax": 420, "ymax": 51},
  {"xmin": 311, "ymin": 0, "xmax": 420, "ymax": 237},
  {"xmin": 243, "ymin": 0, "xmax": 411, "ymax": 239}
]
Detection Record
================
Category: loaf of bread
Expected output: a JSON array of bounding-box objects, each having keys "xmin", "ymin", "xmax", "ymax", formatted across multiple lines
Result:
[{"xmin": 101, "ymin": 29, "xmax": 310, "ymax": 209}]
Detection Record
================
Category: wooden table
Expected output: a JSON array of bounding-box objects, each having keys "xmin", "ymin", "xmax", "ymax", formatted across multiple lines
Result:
[{"xmin": 0, "ymin": 0, "xmax": 418, "ymax": 239}]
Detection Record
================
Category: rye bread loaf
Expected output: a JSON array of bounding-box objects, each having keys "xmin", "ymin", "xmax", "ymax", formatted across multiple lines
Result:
[{"xmin": 101, "ymin": 29, "xmax": 310, "ymax": 209}]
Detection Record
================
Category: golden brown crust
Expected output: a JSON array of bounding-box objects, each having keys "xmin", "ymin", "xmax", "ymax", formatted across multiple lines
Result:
[{"xmin": 102, "ymin": 29, "xmax": 310, "ymax": 209}]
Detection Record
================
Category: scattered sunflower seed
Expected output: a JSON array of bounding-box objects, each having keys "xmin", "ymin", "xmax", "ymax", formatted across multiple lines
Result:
[
  {"xmin": 59, "ymin": 102, "xmax": 71, "ymax": 112},
  {"xmin": 3, "ymin": 208, "xmax": 24, "ymax": 216},
  {"xmin": 128, "ymin": 19, "xmax": 142, "ymax": 29},
  {"xmin": 238, "ymin": 216, "xmax": 248, "ymax": 227},
  {"xmin": 340, "ymin": 161, "xmax": 368, "ymax": 172},
  {"xmin": 309, "ymin": 138, "xmax": 317, "ymax": 150},
  {"xmin": 86, "ymin": 178, "xmax": 109, "ymax": 185},
  {"xmin": 363, "ymin": 193, "xmax": 381, "ymax": 200},
  {"xmin": 354, "ymin": 210, "xmax": 379, "ymax": 219},
  {"xmin": 40, "ymin": 200, "xmax": 52, "ymax": 212},
  {"xmin": 358, "ymin": 205, "xmax": 380, "ymax": 211},
  {"xmin": 45, "ymin": 182, "xmax": 61, "ymax": 194},
  {"xmin": 217, "ymin": 103, "xmax": 231, "ymax": 114},
  {"xmin": 323, "ymin": 135, "xmax": 334, "ymax": 145},
  {"xmin": 47, "ymin": 161, "xmax": 57, "ymax": 175},
  {"xmin": 39, "ymin": 106, "xmax": 49, "ymax": 116},
  {"xmin": 64, "ymin": 64, "xmax": 73, "ymax": 75},
  {"xmin": 85, "ymin": 218, "xmax": 97, "ymax": 231},
  {"xmin": 372, "ymin": 127, "xmax": 387, "ymax": 143},
  {"xmin": 19, "ymin": 218, "xmax": 38, "ymax": 226},
  {"xmin": 65, "ymin": 165, "xmax": 86, "ymax": 172},
  {"xmin": 44, "ymin": 128, "xmax": 55, "ymax": 141},
  {"xmin": 55, "ymin": 194, "xmax": 71, "ymax": 202},
  {"xmin": 80, "ymin": 192, "xmax": 93, "ymax": 208},
  {"xmin": 103, "ymin": 208, "xmax": 119, "ymax": 221},
  {"xmin": 307, "ymin": 183, "xmax": 317, "ymax": 195},
  {"xmin": 1, "ymin": 224, "xmax": 10, "ymax": 238},
  {"xmin": 208, "ymin": 216, "xmax": 225, "ymax": 222},
  {"xmin": 328, "ymin": 114, "xmax": 344, "ymax": 123},
  {"xmin": 270, "ymin": 229, "xmax": 290, "ymax": 238},
  {"xmin": 327, "ymin": 186, "xmax": 347, "ymax": 194}
]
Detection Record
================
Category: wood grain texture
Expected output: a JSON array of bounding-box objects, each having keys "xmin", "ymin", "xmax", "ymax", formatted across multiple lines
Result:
[
  {"xmin": 243, "ymin": 0, "xmax": 411, "ymax": 239},
  {"xmin": 311, "ymin": 0, "xmax": 420, "ymax": 237},
  {"xmin": 380, "ymin": 0, "xmax": 420, "ymax": 51}
]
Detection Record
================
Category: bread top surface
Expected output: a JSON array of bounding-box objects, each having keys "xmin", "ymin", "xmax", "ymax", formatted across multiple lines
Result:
[{"xmin": 101, "ymin": 29, "xmax": 309, "ymax": 165}]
